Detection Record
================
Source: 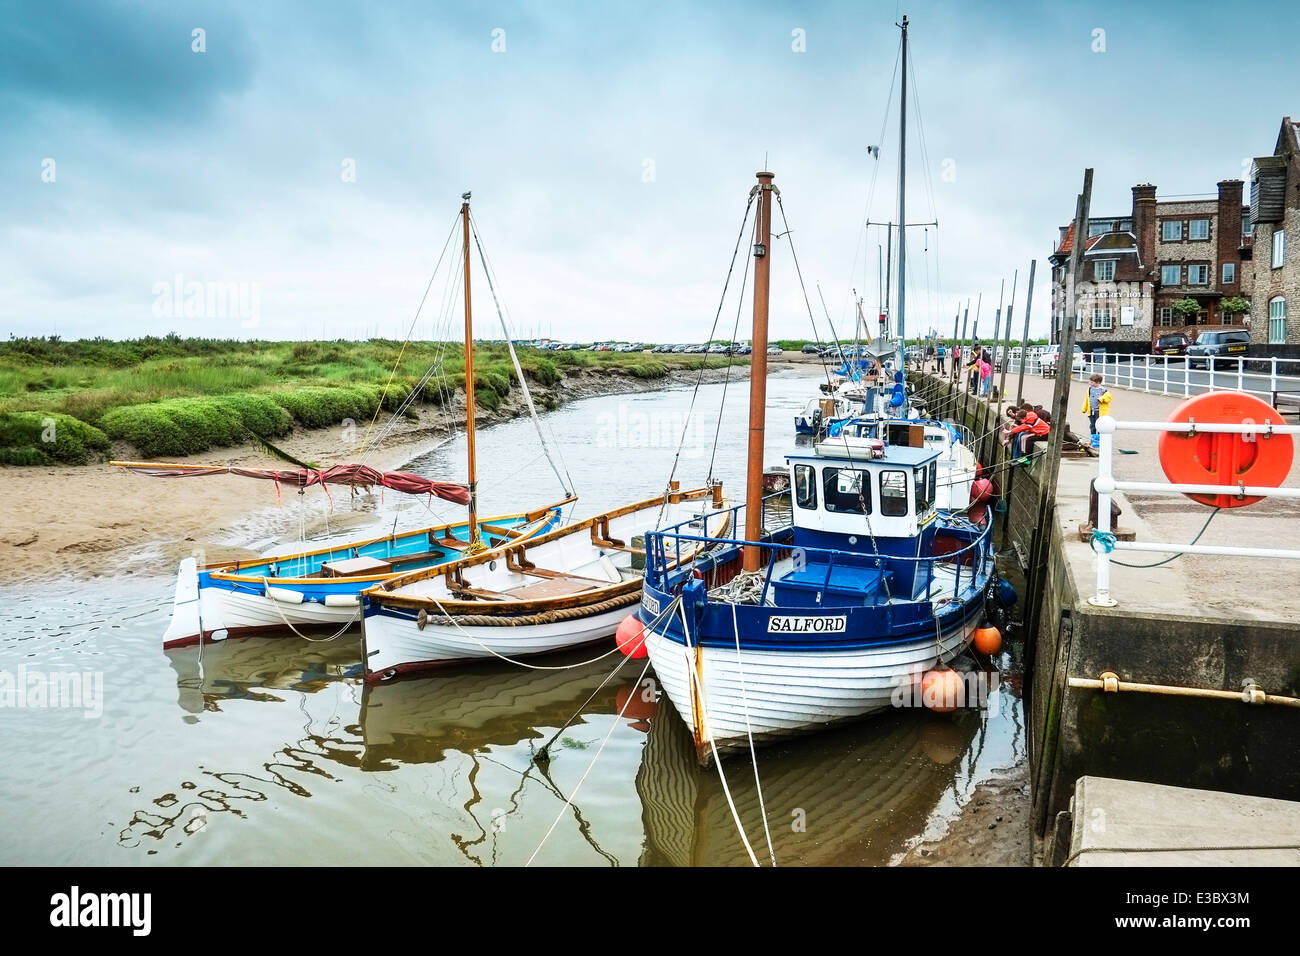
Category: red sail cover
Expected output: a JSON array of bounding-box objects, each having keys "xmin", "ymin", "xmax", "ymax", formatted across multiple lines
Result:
[{"xmin": 114, "ymin": 462, "xmax": 471, "ymax": 505}]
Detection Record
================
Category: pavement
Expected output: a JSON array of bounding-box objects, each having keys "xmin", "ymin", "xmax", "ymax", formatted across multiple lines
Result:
[{"xmin": 935, "ymin": 363, "xmax": 1300, "ymax": 623}]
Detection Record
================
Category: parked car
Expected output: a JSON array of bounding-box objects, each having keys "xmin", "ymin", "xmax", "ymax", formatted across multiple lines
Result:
[
  {"xmin": 1153, "ymin": 332, "xmax": 1191, "ymax": 357},
  {"xmin": 767, "ymin": 344, "xmax": 783, "ymax": 356},
  {"xmin": 1186, "ymin": 329, "xmax": 1251, "ymax": 368},
  {"xmin": 1040, "ymin": 344, "xmax": 1085, "ymax": 374},
  {"xmin": 801, "ymin": 343, "xmax": 821, "ymax": 354}
]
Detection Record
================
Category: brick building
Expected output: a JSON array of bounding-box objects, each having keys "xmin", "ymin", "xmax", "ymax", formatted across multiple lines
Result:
[
  {"xmin": 1249, "ymin": 117, "xmax": 1300, "ymax": 356},
  {"xmin": 1050, "ymin": 181, "xmax": 1253, "ymax": 353}
]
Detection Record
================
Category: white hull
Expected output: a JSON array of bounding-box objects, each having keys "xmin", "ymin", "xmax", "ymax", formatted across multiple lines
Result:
[
  {"xmin": 644, "ymin": 620, "xmax": 975, "ymax": 750},
  {"xmin": 363, "ymin": 601, "xmax": 630, "ymax": 675},
  {"xmin": 209, "ymin": 587, "xmax": 362, "ymax": 636}
]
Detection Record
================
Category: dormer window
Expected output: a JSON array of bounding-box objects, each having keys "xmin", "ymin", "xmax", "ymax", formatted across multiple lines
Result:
[{"xmin": 1094, "ymin": 260, "xmax": 1116, "ymax": 281}]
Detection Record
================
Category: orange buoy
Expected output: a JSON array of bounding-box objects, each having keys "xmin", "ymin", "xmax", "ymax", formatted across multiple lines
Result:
[
  {"xmin": 615, "ymin": 614, "xmax": 648, "ymax": 658},
  {"xmin": 972, "ymin": 624, "xmax": 1002, "ymax": 656},
  {"xmin": 1157, "ymin": 392, "xmax": 1293, "ymax": 508},
  {"xmin": 920, "ymin": 669, "xmax": 964, "ymax": 713}
]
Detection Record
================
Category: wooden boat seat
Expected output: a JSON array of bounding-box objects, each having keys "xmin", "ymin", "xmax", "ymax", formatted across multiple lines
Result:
[
  {"xmin": 431, "ymin": 532, "xmax": 469, "ymax": 551},
  {"xmin": 506, "ymin": 577, "xmax": 600, "ymax": 601},
  {"xmin": 320, "ymin": 556, "xmax": 392, "ymax": 578},
  {"xmin": 450, "ymin": 585, "xmax": 522, "ymax": 602},
  {"xmin": 516, "ymin": 565, "xmax": 610, "ymax": 585}
]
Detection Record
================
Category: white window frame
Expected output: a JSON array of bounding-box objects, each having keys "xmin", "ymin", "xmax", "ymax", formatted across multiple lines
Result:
[
  {"xmin": 1091, "ymin": 307, "xmax": 1113, "ymax": 331},
  {"xmin": 1269, "ymin": 296, "xmax": 1287, "ymax": 344},
  {"xmin": 1188, "ymin": 264, "xmax": 1209, "ymax": 285},
  {"xmin": 1157, "ymin": 307, "xmax": 1174, "ymax": 326},
  {"xmin": 1161, "ymin": 220, "xmax": 1183, "ymax": 241},
  {"xmin": 1222, "ymin": 262, "xmax": 1236, "ymax": 283},
  {"xmin": 1093, "ymin": 259, "xmax": 1116, "ymax": 282},
  {"xmin": 1273, "ymin": 230, "xmax": 1287, "ymax": 269},
  {"xmin": 1161, "ymin": 264, "xmax": 1182, "ymax": 285},
  {"xmin": 1188, "ymin": 219, "xmax": 1210, "ymax": 240}
]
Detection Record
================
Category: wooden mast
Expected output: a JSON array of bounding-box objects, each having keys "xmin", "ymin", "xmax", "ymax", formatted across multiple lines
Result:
[
  {"xmin": 461, "ymin": 194, "xmax": 479, "ymax": 545},
  {"xmin": 743, "ymin": 171, "xmax": 775, "ymax": 572}
]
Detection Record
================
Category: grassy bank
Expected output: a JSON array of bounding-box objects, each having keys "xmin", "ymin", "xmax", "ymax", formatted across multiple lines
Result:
[{"xmin": 0, "ymin": 336, "xmax": 738, "ymax": 462}]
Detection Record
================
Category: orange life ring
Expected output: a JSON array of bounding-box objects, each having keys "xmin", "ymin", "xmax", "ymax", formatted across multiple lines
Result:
[{"xmin": 1157, "ymin": 393, "xmax": 1293, "ymax": 508}]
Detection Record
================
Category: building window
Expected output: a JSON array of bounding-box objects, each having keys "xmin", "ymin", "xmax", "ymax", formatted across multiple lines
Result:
[
  {"xmin": 1161, "ymin": 220, "xmax": 1183, "ymax": 241},
  {"xmin": 1161, "ymin": 264, "xmax": 1182, "ymax": 285},
  {"xmin": 1092, "ymin": 308, "xmax": 1113, "ymax": 330},
  {"xmin": 1222, "ymin": 262, "xmax": 1236, "ymax": 283},
  {"xmin": 1188, "ymin": 219, "xmax": 1210, "ymax": 240},
  {"xmin": 1158, "ymin": 307, "xmax": 1174, "ymax": 326},
  {"xmin": 1088, "ymin": 221, "xmax": 1110, "ymax": 237},
  {"xmin": 1188, "ymin": 264, "xmax": 1209, "ymax": 285},
  {"xmin": 1093, "ymin": 260, "xmax": 1115, "ymax": 282},
  {"xmin": 1243, "ymin": 220, "xmax": 1254, "ymax": 238},
  {"xmin": 1273, "ymin": 230, "xmax": 1287, "ymax": 269},
  {"xmin": 1269, "ymin": 297, "xmax": 1287, "ymax": 344}
]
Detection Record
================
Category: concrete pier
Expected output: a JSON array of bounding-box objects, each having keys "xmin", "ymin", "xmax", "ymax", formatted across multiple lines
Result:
[
  {"xmin": 911, "ymin": 364, "xmax": 1300, "ymax": 863},
  {"xmin": 1051, "ymin": 775, "xmax": 1300, "ymax": 866}
]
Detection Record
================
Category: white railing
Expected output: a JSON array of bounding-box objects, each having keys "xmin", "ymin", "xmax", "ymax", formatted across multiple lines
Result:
[
  {"xmin": 1070, "ymin": 352, "xmax": 1300, "ymax": 407},
  {"xmin": 1088, "ymin": 413, "xmax": 1300, "ymax": 607}
]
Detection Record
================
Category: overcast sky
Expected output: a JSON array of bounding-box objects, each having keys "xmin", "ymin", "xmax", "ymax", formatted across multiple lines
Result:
[{"xmin": 4, "ymin": 0, "xmax": 1297, "ymax": 344}]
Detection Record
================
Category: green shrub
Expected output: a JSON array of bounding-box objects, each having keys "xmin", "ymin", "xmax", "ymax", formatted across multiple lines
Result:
[
  {"xmin": 100, "ymin": 395, "xmax": 292, "ymax": 458},
  {"xmin": 0, "ymin": 411, "xmax": 110, "ymax": 465}
]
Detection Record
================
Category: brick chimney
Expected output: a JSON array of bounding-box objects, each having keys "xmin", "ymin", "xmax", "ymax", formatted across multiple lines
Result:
[
  {"xmin": 1132, "ymin": 183, "xmax": 1157, "ymax": 273},
  {"xmin": 1217, "ymin": 179, "xmax": 1243, "ymax": 269}
]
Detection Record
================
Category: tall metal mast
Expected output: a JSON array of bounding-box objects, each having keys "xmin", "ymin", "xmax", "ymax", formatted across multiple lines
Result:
[
  {"xmin": 897, "ymin": 14, "xmax": 908, "ymax": 352},
  {"xmin": 460, "ymin": 194, "xmax": 479, "ymax": 545}
]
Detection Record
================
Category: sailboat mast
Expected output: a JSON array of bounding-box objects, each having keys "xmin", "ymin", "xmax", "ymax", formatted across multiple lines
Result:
[
  {"xmin": 743, "ymin": 170, "xmax": 775, "ymax": 573},
  {"xmin": 896, "ymin": 14, "xmax": 908, "ymax": 351},
  {"xmin": 461, "ymin": 196, "xmax": 479, "ymax": 544}
]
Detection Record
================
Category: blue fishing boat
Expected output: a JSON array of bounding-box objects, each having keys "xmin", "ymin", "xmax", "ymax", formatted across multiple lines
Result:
[{"xmin": 635, "ymin": 29, "xmax": 1006, "ymax": 759}]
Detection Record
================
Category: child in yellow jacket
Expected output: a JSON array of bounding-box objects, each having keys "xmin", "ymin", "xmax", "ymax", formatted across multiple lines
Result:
[{"xmin": 1081, "ymin": 373, "xmax": 1112, "ymax": 447}]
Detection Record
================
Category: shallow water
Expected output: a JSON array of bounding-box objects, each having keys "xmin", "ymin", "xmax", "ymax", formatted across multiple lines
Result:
[{"xmin": 0, "ymin": 369, "xmax": 1024, "ymax": 865}]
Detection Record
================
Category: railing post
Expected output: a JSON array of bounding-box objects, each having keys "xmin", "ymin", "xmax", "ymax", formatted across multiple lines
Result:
[
  {"xmin": 1271, "ymin": 357, "xmax": 1279, "ymax": 404},
  {"xmin": 1089, "ymin": 415, "xmax": 1118, "ymax": 607},
  {"xmin": 1162, "ymin": 353, "xmax": 1169, "ymax": 396},
  {"xmin": 1209, "ymin": 357, "xmax": 1216, "ymax": 392},
  {"xmin": 1144, "ymin": 352, "xmax": 1150, "ymax": 393},
  {"xmin": 1237, "ymin": 355, "xmax": 1245, "ymax": 394},
  {"xmin": 1184, "ymin": 356, "xmax": 1190, "ymax": 397}
]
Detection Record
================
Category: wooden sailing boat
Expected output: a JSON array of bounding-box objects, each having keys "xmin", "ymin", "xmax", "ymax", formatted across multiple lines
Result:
[
  {"xmin": 638, "ymin": 19, "xmax": 1003, "ymax": 762},
  {"xmin": 148, "ymin": 194, "xmax": 573, "ymax": 648}
]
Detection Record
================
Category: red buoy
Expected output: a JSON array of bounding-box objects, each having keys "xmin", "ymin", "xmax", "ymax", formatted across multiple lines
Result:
[
  {"xmin": 1158, "ymin": 393, "xmax": 1293, "ymax": 508},
  {"xmin": 615, "ymin": 614, "xmax": 648, "ymax": 658}
]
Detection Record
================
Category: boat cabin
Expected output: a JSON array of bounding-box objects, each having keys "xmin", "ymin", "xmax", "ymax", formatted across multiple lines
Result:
[
  {"xmin": 787, "ymin": 443, "xmax": 939, "ymax": 540},
  {"xmin": 779, "ymin": 443, "xmax": 941, "ymax": 605}
]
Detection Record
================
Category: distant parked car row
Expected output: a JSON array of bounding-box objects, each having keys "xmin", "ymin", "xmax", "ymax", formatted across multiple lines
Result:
[{"xmin": 521, "ymin": 341, "xmax": 786, "ymax": 356}]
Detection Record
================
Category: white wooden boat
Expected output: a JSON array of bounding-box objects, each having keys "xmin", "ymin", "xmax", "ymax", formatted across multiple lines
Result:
[{"xmin": 361, "ymin": 484, "xmax": 731, "ymax": 680}]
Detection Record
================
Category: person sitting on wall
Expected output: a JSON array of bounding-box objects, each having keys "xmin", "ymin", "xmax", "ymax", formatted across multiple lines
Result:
[
  {"xmin": 1009, "ymin": 409, "xmax": 1050, "ymax": 458},
  {"xmin": 1021, "ymin": 409, "xmax": 1052, "ymax": 456}
]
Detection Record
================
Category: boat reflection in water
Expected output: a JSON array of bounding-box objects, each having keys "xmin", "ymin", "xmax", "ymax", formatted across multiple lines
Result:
[
  {"xmin": 636, "ymin": 693, "xmax": 982, "ymax": 867},
  {"xmin": 358, "ymin": 649, "xmax": 627, "ymax": 769},
  {"xmin": 168, "ymin": 632, "xmax": 362, "ymax": 718}
]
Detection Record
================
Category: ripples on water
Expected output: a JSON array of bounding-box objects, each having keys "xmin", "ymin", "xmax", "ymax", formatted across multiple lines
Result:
[{"xmin": 0, "ymin": 372, "xmax": 1024, "ymax": 865}]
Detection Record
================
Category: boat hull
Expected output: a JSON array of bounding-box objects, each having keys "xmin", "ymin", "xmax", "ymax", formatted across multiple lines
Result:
[
  {"xmin": 361, "ymin": 599, "xmax": 631, "ymax": 678},
  {"xmin": 160, "ymin": 507, "xmax": 563, "ymax": 649},
  {"xmin": 643, "ymin": 610, "xmax": 977, "ymax": 754}
]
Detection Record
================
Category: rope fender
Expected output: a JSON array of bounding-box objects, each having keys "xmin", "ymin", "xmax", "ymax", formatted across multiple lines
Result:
[{"xmin": 419, "ymin": 590, "xmax": 642, "ymax": 628}]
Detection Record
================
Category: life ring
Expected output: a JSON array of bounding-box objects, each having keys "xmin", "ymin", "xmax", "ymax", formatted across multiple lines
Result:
[{"xmin": 1157, "ymin": 392, "xmax": 1293, "ymax": 508}]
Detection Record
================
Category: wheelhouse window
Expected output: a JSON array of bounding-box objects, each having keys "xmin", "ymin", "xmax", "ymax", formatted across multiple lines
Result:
[
  {"xmin": 823, "ymin": 467, "xmax": 870, "ymax": 514},
  {"xmin": 879, "ymin": 470, "xmax": 909, "ymax": 517},
  {"xmin": 794, "ymin": 464, "xmax": 817, "ymax": 510},
  {"xmin": 927, "ymin": 462, "xmax": 936, "ymax": 506},
  {"xmin": 914, "ymin": 464, "xmax": 934, "ymax": 513}
]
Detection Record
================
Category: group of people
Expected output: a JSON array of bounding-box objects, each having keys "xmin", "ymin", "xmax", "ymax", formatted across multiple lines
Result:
[
  {"xmin": 1000, "ymin": 401, "xmax": 1052, "ymax": 458},
  {"xmin": 957, "ymin": 342, "xmax": 994, "ymax": 397}
]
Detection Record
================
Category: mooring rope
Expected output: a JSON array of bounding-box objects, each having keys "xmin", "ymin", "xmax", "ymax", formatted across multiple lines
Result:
[{"xmin": 731, "ymin": 601, "xmax": 776, "ymax": 866}]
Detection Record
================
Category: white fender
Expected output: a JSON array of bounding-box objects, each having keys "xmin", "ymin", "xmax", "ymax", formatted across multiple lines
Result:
[
  {"xmin": 265, "ymin": 585, "xmax": 305, "ymax": 605},
  {"xmin": 324, "ymin": 594, "xmax": 361, "ymax": 608}
]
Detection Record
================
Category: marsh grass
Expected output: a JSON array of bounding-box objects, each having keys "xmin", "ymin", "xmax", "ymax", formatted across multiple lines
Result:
[{"xmin": 0, "ymin": 336, "xmax": 736, "ymax": 462}]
